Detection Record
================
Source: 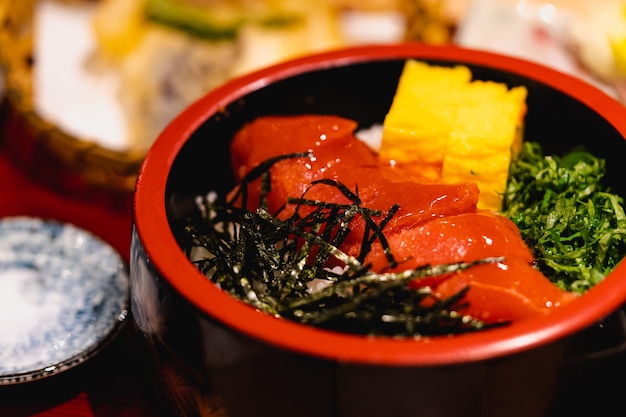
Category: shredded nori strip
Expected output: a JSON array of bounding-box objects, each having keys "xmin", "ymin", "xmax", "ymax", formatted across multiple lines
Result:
[
  {"xmin": 181, "ymin": 153, "xmax": 506, "ymax": 337},
  {"xmin": 179, "ymin": 141, "xmax": 626, "ymax": 336}
]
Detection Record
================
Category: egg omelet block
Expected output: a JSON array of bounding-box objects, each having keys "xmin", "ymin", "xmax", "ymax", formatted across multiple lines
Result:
[
  {"xmin": 442, "ymin": 84, "xmax": 527, "ymax": 211},
  {"xmin": 380, "ymin": 60, "xmax": 528, "ymax": 211},
  {"xmin": 380, "ymin": 60, "xmax": 472, "ymax": 180}
]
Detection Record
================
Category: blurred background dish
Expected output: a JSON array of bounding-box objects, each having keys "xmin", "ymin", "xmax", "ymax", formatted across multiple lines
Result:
[
  {"xmin": 0, "ymin": 0, "xmax": 459, "ymax": 196},
  {"xmin": 0, "ymin": 0, "xmax": 146, "ymax": 196},
  {"xmin": 0, "ymin": 216, "xmax": 129, "ymax": 385},
  {"xmin": 455, "ymin": 0, "xmax": 626, "ymax": 101}
]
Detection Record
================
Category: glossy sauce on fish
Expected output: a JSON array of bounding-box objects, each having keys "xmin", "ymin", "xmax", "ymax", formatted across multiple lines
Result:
[{"xmin": 230, "ymin": 114, "xmax": 577, "ymax": 323}]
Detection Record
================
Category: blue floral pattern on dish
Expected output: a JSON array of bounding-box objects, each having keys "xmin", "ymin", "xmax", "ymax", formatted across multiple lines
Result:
[{"xmin": 0, "ymin": 216, "xmax": 129, "ymax": 384}]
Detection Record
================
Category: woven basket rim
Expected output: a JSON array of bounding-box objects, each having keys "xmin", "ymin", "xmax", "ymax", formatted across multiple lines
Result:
[{"xmin": 0, "ymin": 0, "xmax": 146, "ymax": 192}]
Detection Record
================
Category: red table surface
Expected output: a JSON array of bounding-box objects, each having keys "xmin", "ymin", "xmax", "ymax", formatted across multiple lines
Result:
[{"xmin": 0, "ymin": 102, "xmax": 159, "ymax": 417}]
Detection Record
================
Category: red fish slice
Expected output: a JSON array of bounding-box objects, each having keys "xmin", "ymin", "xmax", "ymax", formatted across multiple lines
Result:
[{"xmin": 229, "ymin": 114, "xmax": 576, "ymax": 323}]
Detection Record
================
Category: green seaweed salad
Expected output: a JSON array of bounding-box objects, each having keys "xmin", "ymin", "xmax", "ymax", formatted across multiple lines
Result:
[
  {"xmin": 180, "ymin": 142, "xmax": 626, "ymax": 337},
  {"xmin": 502, "ymin": 142, "xmax": 626, "ymax": 293}
]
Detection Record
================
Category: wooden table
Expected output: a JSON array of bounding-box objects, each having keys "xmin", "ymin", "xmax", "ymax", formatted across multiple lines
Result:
[{"xmin": 0, "ymin": 102, "xmax": 158, "ymax": 417}]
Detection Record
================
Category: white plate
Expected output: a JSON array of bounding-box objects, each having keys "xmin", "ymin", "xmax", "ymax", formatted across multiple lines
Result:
[{"xmin": 0, "ymin": 216, "xmax": 129, "ymax": 384}]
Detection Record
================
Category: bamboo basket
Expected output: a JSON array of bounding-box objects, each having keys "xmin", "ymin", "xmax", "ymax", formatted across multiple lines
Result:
[{"xmin": 0, "ymin": 0, "xmax": 144, "ymax": 195}]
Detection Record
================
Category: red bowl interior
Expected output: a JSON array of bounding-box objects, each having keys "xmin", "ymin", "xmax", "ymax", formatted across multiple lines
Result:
[{"xmin": 134, "ymin": 43, "xmax": 626, "ymax": 366}]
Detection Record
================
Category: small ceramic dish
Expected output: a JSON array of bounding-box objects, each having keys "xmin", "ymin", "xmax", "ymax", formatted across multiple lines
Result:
[{"xmin": 0, "ymin": 216, "xmax": 129, "ymax": 385}]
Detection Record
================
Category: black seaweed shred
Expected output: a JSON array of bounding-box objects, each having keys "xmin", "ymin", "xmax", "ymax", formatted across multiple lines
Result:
[
  {"xmin": 180, "ymin": 153, "xmax": 506, "ymax": 337},
  {"xmin": 179, "ymin": 140, "xmax": 626, "ymax": 337}
]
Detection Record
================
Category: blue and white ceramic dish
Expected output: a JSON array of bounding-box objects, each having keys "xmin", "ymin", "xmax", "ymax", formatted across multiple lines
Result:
[{"xmin": 0, "ymin": 216, "xmax": 129, "ymax": 385}]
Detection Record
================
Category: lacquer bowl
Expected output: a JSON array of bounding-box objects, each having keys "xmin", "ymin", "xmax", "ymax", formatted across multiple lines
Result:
[{"xmin": 131, "ymin": 43, "xmax": 626, "ymax": 417}]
